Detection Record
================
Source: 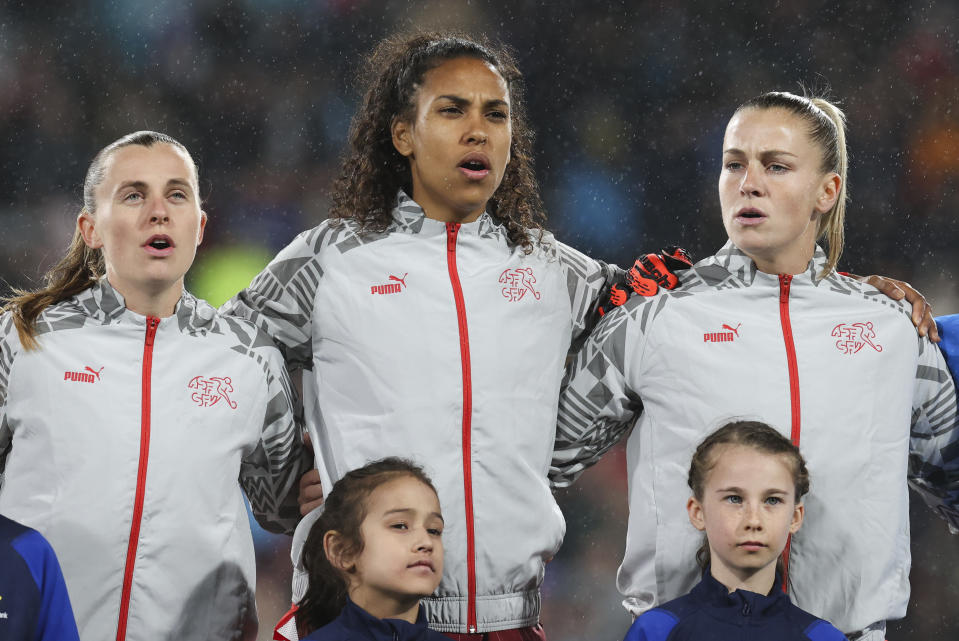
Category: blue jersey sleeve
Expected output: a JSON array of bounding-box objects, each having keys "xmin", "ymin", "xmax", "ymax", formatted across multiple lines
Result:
[
  {"xmin": 936, "ymin": 314, "xmax": 959, "ymax": 394},
  {"xmin": 803, "ymin": 619, "xmax": 849, "ymax": 641},
  {"xmin": 623, "ymin": 609, "xmax": 679, "ymax": 641},
  {"xmin": 11, "ymin": 528, "xmax": 80, "ymax": 641}
]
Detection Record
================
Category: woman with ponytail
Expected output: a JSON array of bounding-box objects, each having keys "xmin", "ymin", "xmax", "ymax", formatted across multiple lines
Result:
[
  {"xmin": 0, "ymin": 132, "xmax": 309, "ymax": 641},
  {"xmin": 554, "ymin": 92, "xmax": 959, "ymax": 641}
]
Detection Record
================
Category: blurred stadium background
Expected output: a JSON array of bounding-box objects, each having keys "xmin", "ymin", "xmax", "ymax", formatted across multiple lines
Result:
[{"xmin": 1, "ymin": 1, "xmax": 957, "ymax": 639}]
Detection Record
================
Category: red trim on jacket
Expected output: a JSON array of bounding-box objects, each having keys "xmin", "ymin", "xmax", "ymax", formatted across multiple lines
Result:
[
  {"xmin": 116, "ymin": 317, "xmax": 158, "ymax": 641},
  {"xmin": 778, "ymin": 275, "xmax": 801, "ymax": 592},
  {"xmin": 446, "ymin": 223, "xmax": 477, "ymax": 633},
  {"xmin": 273, "ymin": 602, "xmax": 299, "ymax": 641}
]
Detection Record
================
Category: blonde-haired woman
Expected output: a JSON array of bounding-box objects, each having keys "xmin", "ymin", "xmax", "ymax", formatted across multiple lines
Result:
[{"xmin": 555, "ymin": 92, "xmax": 959, "ymax": 641}]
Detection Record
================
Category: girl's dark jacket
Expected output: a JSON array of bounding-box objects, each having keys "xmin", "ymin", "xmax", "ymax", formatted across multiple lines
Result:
[
  {"xmin": 623, "ymin": 570, "xmax": 847, "ymax": 641},
  {"xmin": 303, "ymin": 599, "xmax": 452, "ymax": 641}
]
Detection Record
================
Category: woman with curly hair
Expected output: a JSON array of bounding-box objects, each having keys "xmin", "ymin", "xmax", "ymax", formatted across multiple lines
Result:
[{"xmin": 224, "ymin": 32, "xmax": 619, "ymax": 640}]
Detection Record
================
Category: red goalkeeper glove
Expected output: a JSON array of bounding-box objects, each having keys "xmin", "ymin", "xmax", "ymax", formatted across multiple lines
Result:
[{"xmin": 599, "ymin": 246, "xmax": 693, "ymax": 316}]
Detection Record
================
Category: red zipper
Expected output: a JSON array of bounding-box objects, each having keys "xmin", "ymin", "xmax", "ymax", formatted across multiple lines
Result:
[
  {"xmin": 116, "ymin": 316, "xmax": 159, "ymax": 641},
  {"xmin": 778, "ymin": 275, "xmax": 801, "ymax": 592},
  {"xmin": 446, "ymin": 223, "xmax": 477, "ymax": 633}
]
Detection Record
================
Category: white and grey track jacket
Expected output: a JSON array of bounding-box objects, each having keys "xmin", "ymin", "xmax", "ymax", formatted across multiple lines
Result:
[
  {"xmin": 224, "ymin": 192, "xmax": 615, "ymax": 633},
  {"xmin": 554, "ymin": 242, "xmax": 959, "ymax": 637},
  {"xmin": 0, "ymin": 279, "xmax": 308, "ymax": 641}
]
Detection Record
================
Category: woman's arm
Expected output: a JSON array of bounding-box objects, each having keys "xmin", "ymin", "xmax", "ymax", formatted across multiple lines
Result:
[
  {"xmin": 936, "ymin": 314, "xmax": 959, "ymax": 391},
  {"xmin": 239, "ymin": 343, "xmax": 312, "ymax": 534},
  {"xmin": 556, "ymin": 241, "xmax": 621, "ymax": 351},
  {"xmin": 847, "ymin": 274, "xmax": 938, "ymax": 341},
  {"xmin": 0, "ymin": 313, "xmax": 21, "ymax": 493},
  {"xmin": 221, "ymin": 227, "xmax": 327, "ymax": 372},
  {"xmin": 559, "ymin": 243, "xmax": 691, "ymax": 353},
  {"xmin": 907, "ymin": 328, "xmax": 959, "ymax": 531},
  {"xmin": 551, "ymin": 303, "xmax": 645, "ymax": 488}
]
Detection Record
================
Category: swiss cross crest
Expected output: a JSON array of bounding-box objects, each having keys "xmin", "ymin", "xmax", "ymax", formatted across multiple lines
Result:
[
  {"xmin": 499, "ymin": 267, "xmax": 541, "ymax": 302},
  {"xmin": 188, "ymin": 376, "xmax": 238, "ymax": 409},
  {"xmin": 831, "ymin": 322, "xmax": 883, "ymax": 355}
]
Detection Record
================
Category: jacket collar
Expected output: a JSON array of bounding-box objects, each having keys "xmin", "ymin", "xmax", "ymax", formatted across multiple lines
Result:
[
  {"xmin": 72, "ymin": 277, "xmax": 214, "ymax": 333},
  {"xmin": 338, "ymin": 598, "xmax": 434, "ymax": 641},
  {"xmin": 705, "ymin": 240, "xmax": 830, "ymax": 287},
  {"xmin": 691, "ymin": 567, "xmax": 790, "ymax": 618},
  {"xmin": 72, "ymin": 277, "xmax": 129, "ymax": 322},
  {"xmin": 391, "ymin": 190, "xmax": 507, "ymax": 241}
]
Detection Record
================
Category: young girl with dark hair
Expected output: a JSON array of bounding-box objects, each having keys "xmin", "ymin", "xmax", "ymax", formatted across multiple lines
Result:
[
  {"xmin": 289, "ymin": 458, "xmax": 449, "ymax": 641},
  {"xmin": 0, "ymin": 132, "xmax": 309, "ymax": 640},
  {"xmin": 556, "ymin": 92, "xmax": 959, "ymax": 641},
  {"xmin": 624, "ymin": 421, "xmax": 846, "ymax": 641}
]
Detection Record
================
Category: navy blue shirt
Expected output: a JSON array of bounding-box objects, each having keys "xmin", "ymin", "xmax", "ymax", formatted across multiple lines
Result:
[
  {"xmin": 623, "ymin": 571, "xmax": 847, "ymax": 641},
  {"xmin": 302, "ymin": 598, "xmax": 450, "ymax": 641},
  {"xmin": 0, "ymin": 514, "xmax": 80, "ymax": 641},
  {"xmin": 936, "ymin": 314, "xmax": 959, "ymax": 394}
]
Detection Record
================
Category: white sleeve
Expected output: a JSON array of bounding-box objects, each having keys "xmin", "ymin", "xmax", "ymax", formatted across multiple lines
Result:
[
  {"xmin": 0, "ymin": 313, "xmax": 23, "ymax": 492},
  {"xmin": 907, "ymin": 336, "xmax": 959, "ymax": 532},
  {"xmin": 551, "ymin": 298, "xmax": 649, "ymax": 487},
  {"xmin": 237, "ymin": 335, "xmax": 310, "ymax": 535},
  {"xmin": 221, "ymin": 227, "xmax": 328, "ymax": 372},
  {"xmin": 556, "ymin": 240, "xmax": 621, "ymax": 349}
]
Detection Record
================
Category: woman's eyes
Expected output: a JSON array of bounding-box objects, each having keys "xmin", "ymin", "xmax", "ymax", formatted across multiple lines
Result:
[
  {"xmin": 122, "ymin": 191, "xmax": 188, "ymax": 202},
  {"xmin": 722, "ymin": 495, "xmax": 785, "ymax": 505},
  {"xmin": 438, "ymin": 106, "xmax": 508, "ymax": 120},
  {"xmin": 723, "ymin": 161, "xmax": 789, "ymax": 172},
  {"xmin": 388, "ymin": 522, "xmax": 443, "ymax": 537}
]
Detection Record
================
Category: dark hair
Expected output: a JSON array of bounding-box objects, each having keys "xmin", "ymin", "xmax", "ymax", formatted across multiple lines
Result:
[
  {"xmin": 733, "ymin": 91, "xmax": 848, "ymax": 278},
  {"xmin": 328, "ymin": 32, "xmax": 546, "ymax": 252},
  {"xmin": 297, "ymin": 457, "xmax": 439, "ymax": 634},
  {"xmin": 688, "ymin": 420, "xmax": 810, "ymax": 573},
  {"xmin": 2, "ymin": 131, "xmax": 195, "ymax": 349}
]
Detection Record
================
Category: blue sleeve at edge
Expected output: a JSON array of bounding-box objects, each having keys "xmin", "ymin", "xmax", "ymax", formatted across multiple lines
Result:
[
  {"xmin": 804, "ymin": 619, "xmax": 849, "ymax": 641},
  {"xmin": 11, "ymin": 529, "xmax": 80, "ymax": 641},
  {"xmin": 623, "ymin": 609, "xmax": 679, "ymax": 641},
  {"xmin": 936, "ymin": 314, "xmax": 959, "ymax": 393}
]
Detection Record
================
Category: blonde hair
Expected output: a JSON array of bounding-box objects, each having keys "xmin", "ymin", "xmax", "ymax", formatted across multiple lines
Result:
[
  {"xmin": 2, "ymin": 131, "xmax": 194, "ymax": 349},
  {"xmin": 734, "ymin": 92, "xmax": 848, "ymax": 279}
]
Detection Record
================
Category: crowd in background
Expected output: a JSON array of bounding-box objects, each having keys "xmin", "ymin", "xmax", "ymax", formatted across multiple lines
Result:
[{"xmin": 1, "ymin": 1, "xmax": 957, "ymax": 638}]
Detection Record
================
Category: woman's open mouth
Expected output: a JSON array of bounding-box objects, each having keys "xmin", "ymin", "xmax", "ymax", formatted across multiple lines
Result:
[
  {"xmin": 143, "ymin": 235, "xmax": 175, "ymax": 256},
  {"xmin": 458, "ymin": 153, "xmax": 491, "ymax": 180},
  {"xmin": 734, "ymin": 208, "xmax": 767, "ymax": 226}
]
